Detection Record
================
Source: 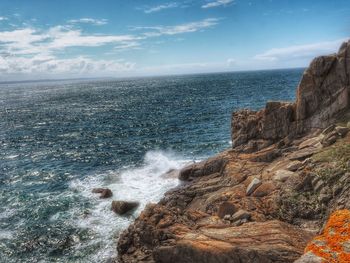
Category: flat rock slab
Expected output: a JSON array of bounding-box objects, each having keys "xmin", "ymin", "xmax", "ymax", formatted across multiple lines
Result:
[
  {"xmin": 288, "ymin": 147, "xmax": 319, "ymax": 161},
  {"xmin": 153, "ymin": 220, "xmax": 313, "ymax": 263}
]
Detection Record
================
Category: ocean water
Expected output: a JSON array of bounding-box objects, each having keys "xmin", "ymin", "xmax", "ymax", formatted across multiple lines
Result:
[{"xmin": 0, "ymin": 69, "xmax": 303, "ymax": 262}]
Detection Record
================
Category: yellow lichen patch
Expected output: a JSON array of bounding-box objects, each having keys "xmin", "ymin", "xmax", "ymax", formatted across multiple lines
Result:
[{"xmin": 305, "ymin": 210, "xmax": 350, "ymax": 263}]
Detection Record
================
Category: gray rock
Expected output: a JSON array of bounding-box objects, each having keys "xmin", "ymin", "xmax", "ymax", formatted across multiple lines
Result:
[
  {"xmin": 318, "ymin": 193, "xmax": 331, "ymax": 204},
  {"xmin": 246, "ymin": 178, "xmax": 262, "ymax": 195},
  {"xmin": 314, "ymin": 180, "xmax": 324, "ymax": 192},
  {"xmin": 286, "ymin": 161, "xmax": 303, "ymax": 171},
  {"xmin": 335, "ymin": 126, "xmax": 349, "ymax": 137},
  {"xmin": 322, "ymin": 124, "xmax": 336, "ymax": 135},
  {"xmin": 231, "ymin": 209, "xmax": 251, "ymax": 222},
  {"xmin": 343, "ymin": 241, "xmax": 350, "ymax": 253},
  {"xmin": 322, "ymin": 133, "xmax": 337, "ymax": 146},
  {"xmin": 223, "ymin": 214, "xmax": 231, "ymax": 221},
  {"xmin": 273, "ymin": 170, "xmax": 297, "ymax": 182},
  {"xmin": 294, "ymin": 252, "xmax": 323, "ymax": 263}
]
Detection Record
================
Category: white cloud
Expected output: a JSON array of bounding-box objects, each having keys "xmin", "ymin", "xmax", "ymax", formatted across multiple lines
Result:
[
  {"xmin": 135, "ymin": 18, "xmax": 220, "ymax": 37},
  {"xmin": 0, "ymin": 17, "xmax": 220, "ymax": 79},
  {"xmin": 202, "ymin": 0, "xmax": 234, "ymax": 9},
  {"xmin": 254, "ymin": 39, "xmax": 347, "ymax": 61},
  {"xmin": 46, "ymin": 26, "xmax": 138, "ymax": 50},
  {"xmin": 113, "ymin": 42, "xmax": 142, "ymax": 51},
  {"xmin": 68, "ymin": 18, "xmax": 108, "ymax": 26},
  {"xmin": 144, "ymin": 3, "xmax": 178, "ymax": 13},
  {"xmin": 227, "ymin": 58, "xmax": 236, "ymax": 67},
  {"xmin": 0, "ymin": 26, "xmax": 138, "ymax": 78},
  {"xmin": 0, "ymin": 16, "xmax": 7, "ymax": 21},
  {"xmin": 0, "ymin": 53, "xmax": 134, "ymax": 76},
  {"xmin": 0, "ymin": 26, "xmax": 139, "ymax": 55}
]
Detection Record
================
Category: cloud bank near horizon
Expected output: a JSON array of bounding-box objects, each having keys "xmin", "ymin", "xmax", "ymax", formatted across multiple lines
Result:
[{"xmin": 0, "ymin": 0, "xmax": 349, "ymax": 80}]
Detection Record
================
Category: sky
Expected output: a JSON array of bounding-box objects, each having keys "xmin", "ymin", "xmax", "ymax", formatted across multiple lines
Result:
[{"xmin": 0, "ymin": 0, "xmax": 349, "ymax": 80}]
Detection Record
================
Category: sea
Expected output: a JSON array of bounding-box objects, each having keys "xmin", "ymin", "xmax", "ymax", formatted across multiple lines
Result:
[{"xmin": 0, "ymin": 68, "xmax": 303, "ymax": 262}]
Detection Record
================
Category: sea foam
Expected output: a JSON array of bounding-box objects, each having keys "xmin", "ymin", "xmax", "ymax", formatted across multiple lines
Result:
[{"xmin": 68, "ymin": 150, "xmax": 189, "ymax": 261}]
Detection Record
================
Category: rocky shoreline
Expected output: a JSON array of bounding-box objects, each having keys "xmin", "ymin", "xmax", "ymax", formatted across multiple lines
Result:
[{"xmin": 116, "ymin": 41, "xmax": 350, "ymax": 262}]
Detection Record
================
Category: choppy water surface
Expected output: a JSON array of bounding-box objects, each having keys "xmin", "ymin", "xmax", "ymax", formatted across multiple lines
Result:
[{"xmin": 0, "ymin": 69, "xmax": 303, "ymax": 262}]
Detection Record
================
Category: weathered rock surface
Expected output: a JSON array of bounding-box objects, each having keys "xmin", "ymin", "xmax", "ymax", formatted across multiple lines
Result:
[
  {"xmin": 232, "ymin": 40, "xmax": 350, "ymax": 152},
  {"xmin": 111, "ymin": 201, "xmax": 139, "ymax": 215},
  {"xmin": 117, "ymin": 41, "xmax": 350, "ymax": 263}
]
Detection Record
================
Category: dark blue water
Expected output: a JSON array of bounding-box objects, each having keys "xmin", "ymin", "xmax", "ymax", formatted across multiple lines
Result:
[{"xmin": 0, "ymin": 69, "xmax": 303, "ymax": 262}]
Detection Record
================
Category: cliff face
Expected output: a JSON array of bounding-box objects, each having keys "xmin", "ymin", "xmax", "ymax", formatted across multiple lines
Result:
[
  {"xmin": 117, "ymin": 41, "xmax": 350, "ymax": 263},
  {"xmin": 232, "ymin": 41, "xmax": 350, "ymax": 152}
]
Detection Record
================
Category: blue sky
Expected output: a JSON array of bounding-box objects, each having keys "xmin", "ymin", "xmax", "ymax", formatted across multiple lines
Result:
[{"xmin": 0, "ymin": 0, "xmax": 349, "ymax": 80}]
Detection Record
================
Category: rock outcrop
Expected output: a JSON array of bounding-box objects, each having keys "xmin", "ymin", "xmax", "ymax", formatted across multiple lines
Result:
[
  {"xmin": 232, "ymin": 41, "xmax": 350, "ymax": 152},
  {"xmin": 116, "ymin": 41, "xmax": 350, "ymax": 263}
]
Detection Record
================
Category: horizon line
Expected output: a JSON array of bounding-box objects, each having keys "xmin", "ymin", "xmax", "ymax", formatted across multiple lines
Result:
[{"xmin": 0, "ymin": 66, "xmax": 306, "ymax": 85}]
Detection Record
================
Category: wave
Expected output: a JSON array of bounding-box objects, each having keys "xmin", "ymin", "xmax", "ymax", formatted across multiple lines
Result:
[{"xmin": 68, "ymin": 150, "xmax": 190, "ymax": 262}]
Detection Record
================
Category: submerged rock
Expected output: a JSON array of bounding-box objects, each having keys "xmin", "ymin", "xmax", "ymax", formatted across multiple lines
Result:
[
  {"xmin": 111, "ymin": 201, "xmax": 139, "ymax": 215},
  {"xmin": 92, "ymin": 188, "xmax": 113, "ymax": 198}
]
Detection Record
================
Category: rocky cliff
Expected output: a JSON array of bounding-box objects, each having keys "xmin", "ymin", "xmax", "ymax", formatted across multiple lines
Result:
[
  {"xmin": 117, "ymin": 41, "xmax": 350, "ymax": 263},
  {"xmin": 232, "ymin": 41, "xmax": 350, "ymax": 152}
]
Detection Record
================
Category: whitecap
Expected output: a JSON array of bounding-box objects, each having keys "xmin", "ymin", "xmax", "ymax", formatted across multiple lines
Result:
[{"xmin": 68, "ymin": 150, "xmax": 190, "ymax": 261}]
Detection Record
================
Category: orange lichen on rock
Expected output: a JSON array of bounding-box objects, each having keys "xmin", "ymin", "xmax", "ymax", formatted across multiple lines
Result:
[{"xmin": 305, "ymin": 209, "xmax": 350, "ymax": 263}]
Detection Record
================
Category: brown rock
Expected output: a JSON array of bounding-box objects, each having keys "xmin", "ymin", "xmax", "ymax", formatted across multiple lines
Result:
[
  {"xmin": 111, "ymin": 201, "xmax": 139, "ymax": 215},
  {"xmin": 152, "ymin": 220, "xmax": 312, "ymax": 263},
  {"xmin": 217, "ymin": 202, "xmax": 236, "ymax": 219},
  {"xmin": 251, "ymin": 182, "xmax": 276, "ymax": 197},
  {"xmin": 179, "ymin": 155, "xmax": 227, "ymax": 181}
]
